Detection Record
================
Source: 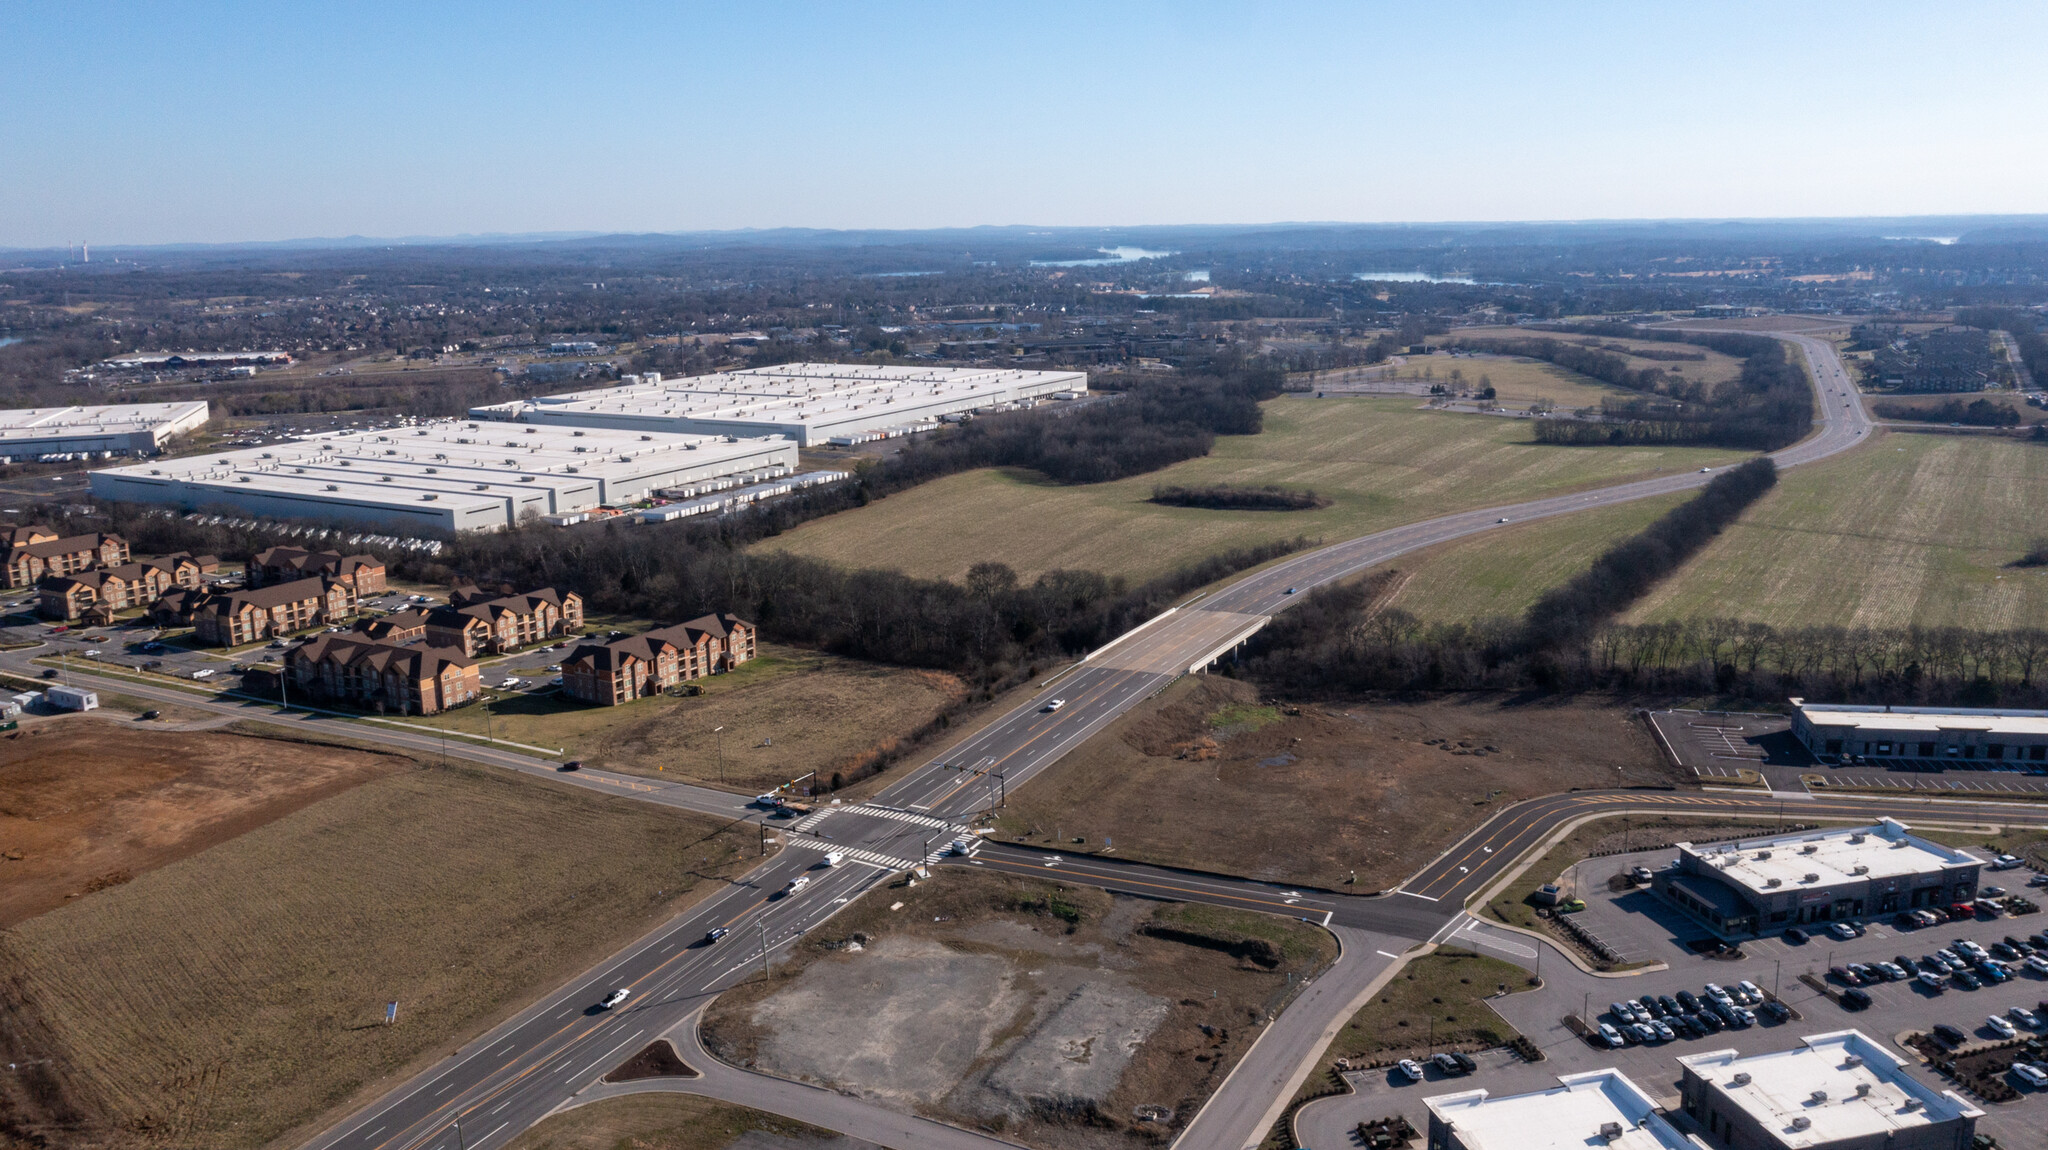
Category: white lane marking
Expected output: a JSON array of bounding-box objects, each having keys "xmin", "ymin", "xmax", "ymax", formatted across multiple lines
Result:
[
  {"xmin": 433, "ymin": 1080, "xmax": 455, "ymax": 1095},
  {"xmin": 1395, "ymin": 889, "xmax": 1441, "ymax": 901},
  {"xmin": 1377, "ymin": 950, "xmax": 1400, "ymax": 959}
]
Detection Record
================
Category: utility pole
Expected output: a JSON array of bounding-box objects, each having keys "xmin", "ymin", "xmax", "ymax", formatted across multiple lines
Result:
[
  {"xmin": 482, "ymin": 695, "xmax": 493, "ymax": 746},
  {"xmin": 714, "ymin": 726, "xmax": 725, "ymax": 784},
  {"xmin": 1774, "ymin": 958, "xmax": 1782, "ymax": 999},
  {"xmin": 759, "ymin": 822, "xmax": 768, "ymax": 856},
  {"xmin": 920, "ymin": 833, "xmax": 934, "ymax": 878},
  {"xmin": 757, "ymin": 920, "xmax": 770, "ymax": 981}
]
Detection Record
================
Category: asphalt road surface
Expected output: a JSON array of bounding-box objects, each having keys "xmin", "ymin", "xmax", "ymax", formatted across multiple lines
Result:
[{"xmin": 75, "ymin": 324, "xmax": 1914, "ymax": 1150}]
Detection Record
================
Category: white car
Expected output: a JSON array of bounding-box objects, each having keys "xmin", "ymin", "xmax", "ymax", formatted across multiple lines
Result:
[
  {"xmin": 821, "ymin": 851, "xmax": 845, "ymax": 867},
  {"xmin": 498, "ymin": 677, "xmax": 521, "ymax": 689},
  {"xmin": 1738, "ymin": 980, "xmax": 1764, "ymax": 1003},
  {"xmin": 82, "ymin": 649, "xmax": 101, "ymax": 657},
  {"xmin": 1918, "ymin": 971, "xmax": 1947, "ymax": 991},
  {"xmin": 1699, "ymin": 467, "xmax": 1711, "ymax": 473},
  {"xmin": 1598, "ymin": 1022, "xmax": 1625, "ymax": 1048},
  {"xmin": 2011, "ymin": 1006, "xmax": 2042, "ymax": 1030},
  {"xmin": 190, "ymin": 668, "xmax": 216, "ymax": 679},
  {"xmin": 1988, "ymin": 1014, "xmax": 2018, "ymax": 1039},
  {"xmin": 2014, "ymin": 1062, "xmax": 2048, "ymax": 1089},
  {"xmin": 1829, "ymin": 922, "xmax": 1857, "ymax": 940},
  {"xmin": 782, "ymin": 875, "xmax": 810, "ymax": 896},
  {"xmin": 1398, "ymin": 1059, "xmax": 1426, "ymax": 1082},
  {"xmin": 600, "ymin": 988, "xmax": 630, "ymax": 1009},
  {"xmin": 1042, "ymin": 698, "xmax": 1066, "ymax": 712}
]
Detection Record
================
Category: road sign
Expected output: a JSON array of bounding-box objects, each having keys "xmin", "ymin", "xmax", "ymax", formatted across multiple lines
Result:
[{"xmin": 385, "ymin": 1001, "xmax": 398, "ymax": 1025}]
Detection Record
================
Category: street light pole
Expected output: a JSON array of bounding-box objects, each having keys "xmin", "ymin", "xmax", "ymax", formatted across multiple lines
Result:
[
  {"xmin": 714, "ymin": 725, "xmax": 725, "ymax": 784},
  {"xmin": 757, "ymin": 920, "xmax": 770, "ymax": 981}
]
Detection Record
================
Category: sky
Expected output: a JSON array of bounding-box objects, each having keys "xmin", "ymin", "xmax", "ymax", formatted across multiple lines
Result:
[{"xmin": 4, "ymin": 2, "xmax": 2046, "ymax": 248}]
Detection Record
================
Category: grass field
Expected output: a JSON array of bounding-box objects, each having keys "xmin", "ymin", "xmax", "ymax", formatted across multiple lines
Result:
[
  {"xmin": 0, "ymin": 759, "xmax": 761, "ymax": 1150},
  {"xmin": 1374, "ymin": 430, "xmax": 2048, "ymax": 632},
  {"xmin": 1626, "ymin": 430, "xmax": 2048, "ymax": 630},
  {"xmin": 510, "ymin": 1095, "xmax": 844, "ymax": 1150},
  {"xmin": 398, "ymin": 643, "xmax": 964, "ymax": 791},
  {"xmin": 755, "ymin": 396, "xmax": 1743, "ymax": 586}
]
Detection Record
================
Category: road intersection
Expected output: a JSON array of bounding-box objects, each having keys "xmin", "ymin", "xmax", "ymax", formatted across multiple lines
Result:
[{"xmin": 10, "ymin": 326, "xmax": 1985, "ymax": 1150}]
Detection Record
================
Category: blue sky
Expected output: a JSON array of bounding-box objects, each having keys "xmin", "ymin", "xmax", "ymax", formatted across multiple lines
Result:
[{"xmin": 3, "ymin": 2, "xmax": 2044, "ymax": 246}]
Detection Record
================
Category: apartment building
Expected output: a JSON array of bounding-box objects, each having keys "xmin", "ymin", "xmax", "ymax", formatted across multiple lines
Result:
[
  {"xmin": 4, "ymin": 531, "xmax": 130, "ymax": 588},
  {"xmin": 422, "ymin": 586, "xmax": 584, "ymax": 656},
  {"xmin": 193, "ymin": 576, "xmax": 358, "ymax": 646},
  {"xmin": 560, "ymin": 613, "xmax": 755, "ymax": 706},
  {"xmin": 246, "ymin": 547, "xmax": 388, "ymax": 594},
  {"xmin": 286, "ymin": 634, "xmax": 481, "ymax": 715},
  {"xmin": 35, "ymin": 552, "xmax": 221, "ymax": 621}
]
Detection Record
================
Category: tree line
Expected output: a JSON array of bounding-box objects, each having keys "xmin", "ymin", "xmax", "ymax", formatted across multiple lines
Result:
[
  {"xmin": 1456, "ymin": 330, "xmax": 1813, "ymax": 451},
  {"xmin": 1149, "ymin": 484, "xmax": 1328, "ymax": 511},
  {"xmin": 1872, "ymin": 397, "xmax": 2020, "ymax": 427}
]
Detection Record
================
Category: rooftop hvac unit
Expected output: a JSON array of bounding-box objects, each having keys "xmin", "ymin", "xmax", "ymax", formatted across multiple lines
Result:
[
  {"xmin": 379, "ymin": 475, "xmax": 393, "ymax": 482},
  {"xmin": 326, "ymin": 484, "xmax": 339, "ymax": 491},
  {"xmin": 1902, "ymin": 1098, "xmax": 1923, "ymax": 1112},
  {"xmin": 1810, "ymin": 1090, "xmax": 1828, "ymax": 1103},
  {"xmin": 572, "ymin": 430, "xmax": 585, "ymax": 436},
  {"xmin": 1851, "ymin": 865, "xmax": 1869, "ymax": 875},
  {"xmin": 236, "ymin": 475, "xmax": 251, "ymax": 482},
  {"xmin": 424, "ymin": 467, "xmax": 437, "ymax": 473},
  {"xmin": 525, "ymin": 427, "xmax": 537, "ymax": 433},
  {"xmin": 1756, "ymin": 850, "xmax": 1773, "ymax": 860},
  {"xmin": 420, "ymin": 494, "xmax": 437, "ymax": 501},
  {"xmin": 1732, "ymin": 1073, "xmax": 1752, "ymax": 1086},
  {"xmin": 1791, "ymin": 1117, "xmax": 1812, "ymax": 1131},
  {"xmin": 1765, "ymin": 878, "xmax": 1782, "ymax": 888},
  {"xmin": 1803, "ymin": 844, "xmax": 1820, "ymax": 854},
  {"xmin": 1804, "ymin": 873, "xmax": 1821, "ymax": 883},
  {"xmin": 1855, "ymin": 1083, "xmax": 1872, "ymax": 1097},
  {"xmin": 1850, "ymin": 834, "xmax": 1866, "ymax": 844},
  {"xmin": 1598, "ymin": 1123, "xmax": 1623, "ymax": 1143},
  {"xmin": 1844, "ymin": 1054, "xmax": 1864, "ymax": 1067}
]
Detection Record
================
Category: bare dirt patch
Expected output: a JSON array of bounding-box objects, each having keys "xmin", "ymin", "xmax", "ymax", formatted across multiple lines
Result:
[
  {"xmin": 702, "ymin": 869, "xmax": 1335, "ymax": 1150},
  {"xmin": 995, "ymin": 677, "xmax": 1683, "ymax": 890},
  {"xmin": 0, "ymin": 718, "xmax": 403, "ymax": 926},
  {"xmin": 0, "ymin": 760, "xmax": 762, "ymax": 1150}
]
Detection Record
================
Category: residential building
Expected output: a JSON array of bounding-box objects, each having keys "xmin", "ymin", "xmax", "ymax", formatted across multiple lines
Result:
[
  {"xmin": 560, "ymin": 613, "xmax": 755, "ymax": 706},
  {"xmin": 1677, "ymin": 1030, "xmax": 1980, "ymax": 1150},
  {"xmin": 193, "ymin": 576, "xmax": 358, "ymax": 646},
  {"xmin": 355, "ymin": 609, "xmax": 428, "ymax": 643},
  {"xmin": 4, "ymin": 531, "xmax": 130, "ymax": 588},
  {"xmin": 1426, "ymin": 1069, "xmax": 1695, "ymax": 1150},
  {"xmin": 1790, "ymin": 698, "xmax": 2048, "ymax": 765},
  {"xmin": 422, "ymin": 586, "xmax": 583, "ymax": 656},
  {"xmin": 1653, "ymin": 819, "xmax": 1980, "ymax": 936},
  {"xmin": 38, "ymin": 563, "xmax": 170, "ymax": 621},
  {"xmin": 286, "ymin": 634, "xmax": 480, "ymax": 715},
  {"xmin": 246, "ymin": 547, "xmax": 388, "ymax": 594}
]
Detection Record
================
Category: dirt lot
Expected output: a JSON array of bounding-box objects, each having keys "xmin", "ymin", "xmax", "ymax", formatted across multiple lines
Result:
[
  {"xmin": 702, "ymin": 869, "xmax": 1335, "ymax": 1150},
  {"xmin": 993, "ymin": 677, "xmax": 1683, "ymax": 890},
  {"xmin": 416, "ymin": 645, "xmax": 967, "ymax": 793},
  {"xmin": 0, "ymin": 759, "xmax": 762, "ymax": 1150},
  {"xmin": 512, "ymin": 1095, "xmax": 868, "ymax": 1150},
  {"xmin": 0, "ymin": 718, "xmax": 404, "ymax": 926}
]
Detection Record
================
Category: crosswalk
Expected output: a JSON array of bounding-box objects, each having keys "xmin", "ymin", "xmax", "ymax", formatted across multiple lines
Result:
[
  {"xmin": 789, "ymin": 807, "xmax": 837, "ymax": 833},
  {"xmin": 849, "ymin": 804, "xmax": 968, "ymax": 832},
  {"xmin": 779, "ymin": 835, "xmax": 983, "ymax": 871}
]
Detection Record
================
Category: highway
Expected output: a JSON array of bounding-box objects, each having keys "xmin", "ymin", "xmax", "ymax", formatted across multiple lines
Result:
[{"xmin": 62, "ymin": 322, "xmax": 1903, "ymax": 1150}]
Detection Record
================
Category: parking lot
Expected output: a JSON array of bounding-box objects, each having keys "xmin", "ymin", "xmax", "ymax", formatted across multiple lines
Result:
[
  {"xmin": 1650, "ymin": 709, "xmax": 2048, "ymax": 798},
  {"xmin": 1297, "ymin": 850, "xmax": 2048, "ymax": 1150}
]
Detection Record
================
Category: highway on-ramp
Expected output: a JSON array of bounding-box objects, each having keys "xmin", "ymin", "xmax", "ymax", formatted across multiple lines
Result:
[{"xmin": 241, "ymin": 325, "xmax": 1901, "ymax": 1149}]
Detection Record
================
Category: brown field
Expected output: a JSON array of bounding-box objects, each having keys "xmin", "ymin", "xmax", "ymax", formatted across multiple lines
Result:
[
  {"xmin": 401, "ymin": 645, "xmax": 967, "ymax": 793},
  {"xmin": 511, "ymin": 1095, "xmax": 855, "ymax": 1150},
  {"xmin": 0, "ymin": 760, "xmax": 761, "ymax": 1150},
  {"xmin": 701, "ymin": 868, "xmax": 1334, "ymax": 1150},
  {"xmin": 992, "ymin": 677, "xmax": 1681, "ymax": 890},
  {"xmin": 0, "ymin": 719, "xmax": 403, "ymax": 927}
]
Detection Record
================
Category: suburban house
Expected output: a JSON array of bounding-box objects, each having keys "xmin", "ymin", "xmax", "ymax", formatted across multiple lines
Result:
[
  {"xmin": 354, "ymin": 609, "xmax": 428, "ymax": 643},
  {"xmin": 192, "ymin": 576, "xmax": 358, "ymax": 646},
  {"xmin": 286, "ymin": 634, "xmax": 481, "ymax": 715},
  {"xmin": 245, "ymin": 546, "xmax": 388, "ymax": 594},
  {"xmin": 422, "ymin": 586, "xmax": 584, "ymax": 656},
  {"xmin": 560, "ymin": 613, "xmax": 755, "ymax": 706},
  {"xmin": 5, "ymin": 531, "xmax": 131, "ymax": 588},
  {"xmin": 34, "ymin": 552, "xmax": 222, "ymax": 622}
]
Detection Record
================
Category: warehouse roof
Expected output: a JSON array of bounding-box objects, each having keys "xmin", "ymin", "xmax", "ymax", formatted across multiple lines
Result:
[
  {"xmin": 1426, "ymin": 1070, "xmax": 1693, "ymax": 1150},
  {"xmin": 1680, "ymin": 819, "xmax": 1976, "ymax": 897},
  {"xmin": 0, "ymin": 401, "xmax": 210, "ymax": 441},
  {"xmin": 1793, "ymin": 699, "xmax": 2048, "ymax": 736},
  {"xmin": 1679, "ymin": 1030, "xmax": 1980, "ymax": 1147}
]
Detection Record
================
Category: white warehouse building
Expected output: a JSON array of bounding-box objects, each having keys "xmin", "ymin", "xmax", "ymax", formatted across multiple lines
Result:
[
  {"xmin": 470, "ymin": 363, "xmax": 1089, "ymax": 447},
  {"xmin": 0, "ymin": 401, "xmax": 210, "ymax": 460},
  {"xmin": 89, "ymin": 420, "xmax": 795, "ymax": 533}
]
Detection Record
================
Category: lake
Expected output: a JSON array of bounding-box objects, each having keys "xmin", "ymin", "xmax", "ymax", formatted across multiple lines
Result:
[
  {"xmin": 1353, "ymin": 271, "xmax": 1477, "ymax": 284},
  {"xmin": 1030, "ymin": 246, "xmax": 1178, "ymax": 268}
]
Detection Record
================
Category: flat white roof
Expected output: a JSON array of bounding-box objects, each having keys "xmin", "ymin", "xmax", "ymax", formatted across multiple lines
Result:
[
  {"xmin": 471, "ymin": 363, "xmax": 1086, "ymax": 441},
  {"xmin": 1427, "ymin": 1069, "xmax": 1695, "ymax": 1150},
  {"xmin": 1680, "ymin": 820, "xmax": 1977, "ymax": 897},
  {"xmin": 0, "ymin": 401, "xmax": 210, "ymax": 440},
  {"xmin": 1794, "ymin": 699, "xmax": 2048, "ymax": 737},
  {"xmin": 1679, "ymin": 1030, "xmax": 1981, "ymax": 1147}
]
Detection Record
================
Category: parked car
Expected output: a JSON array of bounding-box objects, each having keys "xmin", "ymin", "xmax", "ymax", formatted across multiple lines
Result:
[
  {"xmin": 1830, "ymin": 966, "xmax": 1864, "ymax": 987},
  {"xmin": 138, "ymin": 710, "xmax": 159, "ymax": 721},
  {"xmin": 1978, "ymin": 960, "xmax": 2010, "ymax": 983},
  {"xmin": 2011, "ymin": 1006, "xmax": 2043, "ymax": 1030},
  {"xmin": 1694, "ymin": 1009, "xmax": 1725, "ymax": 1034},
  {"xmin": 1830, "ymin": 922, "xmax": 1858, "ymax": 940},
  {"xmin": 1954, "ymin": 969, "xmax": 1984, "ymax": 990},
  {"xmin": 1841, "ymin": 988, "xmax": 1873, "ymax": 1011},
  {"xmin": 1895, "ymin": 955, "xmax": 1921, "ymax": 975},
  {"xmin": 1760, "ymin": 1000, "xmax": 1791, "ymax": 1022},
  {"xmin": 2028, "ymin": 955, "xmax": 2048, "ymax": 976},
  {"xmin": 1932, "ymin": 1023, "xmax": 1968, "ymax": 1046},
  {"xmin": 1676, "ymin": 990, "xmax": 1702, "ymax": 1012},
  {"xmin": 1918, "ymin": 971, "xmax": 1947, "ymax": 992},
  {"xmin": 1398, "ymin": 1059, "xmax": 1427, "ymax": 1081},
  {"xmin": 1987, "ymin": 1014, "xmax": 2018, "ymax": 1039},
  {"xmin": 1597, "ymin": 1023, "xmax": 1625, "ymax": 1049},
  {"xmin": 2013, "ymin": 1062, "xmax": 2048, "ymax": 1089},
  {"xmin": 1784, "ymin": 926, "xmax": 1810, "ymax": 943},
  {"xmin": 1432, "ymin": 1052, "xmax": 1469, "ymax": 1076},
  {"xmin": 1738, "ymin": 980, "xmax": 1764, "ymax": 1002}
]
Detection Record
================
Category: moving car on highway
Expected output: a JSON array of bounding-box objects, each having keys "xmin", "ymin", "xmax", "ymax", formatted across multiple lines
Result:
[{"xmin": 599, "ymin": 988, "xmax": 630, "ymax": 1009}]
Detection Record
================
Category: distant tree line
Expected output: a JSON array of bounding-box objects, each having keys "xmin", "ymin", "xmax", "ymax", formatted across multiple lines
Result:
[
  {"xmin": 1149, "ymin": 484, "xmax": 1329, "ymax": 511},
  {"xmin": 1871, "ymin": 397, "xmax": 2020, "ymax": 427},
  {"xmin": 1456, "ymin": 329, "xmax": 1813, "ymax": 451}
]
